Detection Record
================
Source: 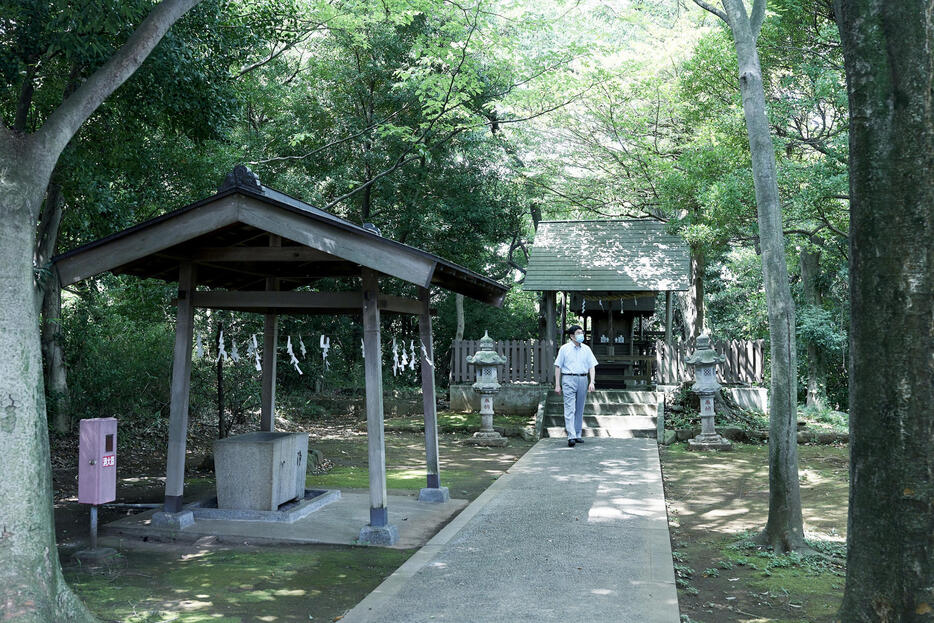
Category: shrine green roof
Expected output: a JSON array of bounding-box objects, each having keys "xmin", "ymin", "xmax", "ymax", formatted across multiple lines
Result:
[{"xmin": 522, "ymin": 220, "xmax": 690, "ymax": 292}]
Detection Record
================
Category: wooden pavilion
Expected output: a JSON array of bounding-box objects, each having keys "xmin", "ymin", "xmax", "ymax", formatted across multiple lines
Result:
[
  {"xmin": 53, "ymin": 165, "xmax": 507, "ymax": 544},
  {"xmin": 523, "ymin": 219, "xmax": 690, "ymax": 388}
]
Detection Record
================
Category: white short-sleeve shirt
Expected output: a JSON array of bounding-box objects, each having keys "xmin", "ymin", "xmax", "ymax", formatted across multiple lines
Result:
[{"xmin": 554, "ymin": 342, "xmax": 599, "ymax": 374}]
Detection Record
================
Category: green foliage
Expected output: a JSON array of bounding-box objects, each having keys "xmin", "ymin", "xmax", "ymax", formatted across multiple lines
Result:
[
  {"xmin": 797, "ymin": 304, "xmax": 846, "ymax": 354},
  {"xmin": 25, "ymin": 0, "xmax": 854, "ymax": 433},
  {"xmin": 63, "ymin": 279, "xmax": 175, "ymax": 442},
  {"xmin": 797, "ymin": 404, "xmax": 848, "ymax": 433}
]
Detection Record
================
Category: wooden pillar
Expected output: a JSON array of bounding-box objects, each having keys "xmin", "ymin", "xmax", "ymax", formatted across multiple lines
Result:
[
  {"xmin": 261, "ymin": 235, "xmax": 281, "ymax": 431},
  {"xmin": 561, "ymin": 292, "xmax": 567, "ymax": 338},
  {"xmin": 629, "ymin": 315, "xmax": 635, "ymax": 356},
  {"xmin": 417, "ymin": 287, "xmax": 448, "ymax": 502},
  {"xmin": 362, "ymin": 269, "xmax": 390, "ymax": 526},
  {"xmin": 608, "ymin": 304, "xmax": 615, "ymax": 357},
  {"xmin": 260, "ymin": 312, "xmax": 278, "ymax": 431},
  {"xmin": 665, "ymin": 291, "xmax": 673, "ymax": 345},
  {"xmin": 544, "ymin": 291, "xmax": 556, "ymax": 357},
  {"xmin": 164, "ymin": 262, "xmax": 195, "ymax": 513}
]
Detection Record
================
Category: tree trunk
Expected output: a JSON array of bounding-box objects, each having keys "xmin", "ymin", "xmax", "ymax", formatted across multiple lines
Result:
[
  {"xmin": 731, "ymin": 6, "xmax": 804, "ymax": 554},
  {"xmin": 835, "ymin": 1, "xmax": 934, "ymax": 619},
  {"xmin": 693, "ymin": 0, "xmax": 805, "ymax": 552},
  {"xmin": 0, "ymin": 142, "xmax": 95, "ymax": 622},
  {"xmin": 0, "ymin": 1, "xmax": 201, "ymax": 617},
  {"xmin": 677, "ymin": 289, "xmax": 697, "ymax": 340},
  {"xmin": 41, "ymin": 270, "xmax": 70, "ymax": 433},
  {"xmin": 38, "ymin": 179, "xmax": 69, "ymax": 433},
  {"xmin": 799, "ymin": 244, "xmax": 824, "ymax": 408},
  {"xmin": 454, "ymin": 294, "xmax": 464, "ymax": 342},
  {"xmin": 692, "ymin": 247, "xmax": 706, "ymax": 337}
]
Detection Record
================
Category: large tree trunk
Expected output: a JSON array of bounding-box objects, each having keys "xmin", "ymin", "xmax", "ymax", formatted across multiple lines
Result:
[
  {"xmin": 799, "ymin": 244, "xmax": 825, "ymax": 408},
  {"xmin": 0, "ymin": 1, "xmax": 201, "ymax": 619},
  {"xmin": 693, "ymin": 0, "xmax": 804, "ymax": 552},
  {"xmin": 0, "ymin": 144, "xmax": 94, "ymax": 622},
  {"xmin": 834, "ymin": 1, "xmax": 934, "ymax": 619}
]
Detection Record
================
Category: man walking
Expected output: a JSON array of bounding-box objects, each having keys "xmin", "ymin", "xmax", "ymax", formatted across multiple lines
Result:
[{"xmin": 554, "ymin": 324, "xmax": 598, "ymax": 447}]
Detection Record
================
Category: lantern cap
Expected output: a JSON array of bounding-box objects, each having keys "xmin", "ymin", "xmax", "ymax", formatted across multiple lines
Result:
[
  {"xmin": 684, "ymin": 332, "xmax": 726, "ymax": 365},
  {"xmin": 466, "ymin": 331, "xmax": 507, "ymax": 365}
]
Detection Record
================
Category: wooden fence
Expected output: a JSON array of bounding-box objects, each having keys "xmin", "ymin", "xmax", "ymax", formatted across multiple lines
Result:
[
  {"xmin": 655, "ymin": 338, "xmax": 765, "ymax": 385},
  {"xmin": 449, "ymin": 338, "xmax": 764, "ymax": 385},
  {"xmin": 449, "ymin": 339, "xmax": 556, "ymax": 384}
]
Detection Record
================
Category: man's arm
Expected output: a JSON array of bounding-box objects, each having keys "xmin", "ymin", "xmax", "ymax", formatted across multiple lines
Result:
[
  {"xmin": 554, "ymin": 367, "xmax": 562, "ymax": 393},
  {"xmin": 588, "ymin": 366, "xmax": 596, "ymax": 392}
]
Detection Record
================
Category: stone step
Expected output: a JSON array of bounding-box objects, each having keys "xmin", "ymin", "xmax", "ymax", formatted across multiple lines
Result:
[
  {"xmin": 543, "ymin": 426, "xmax": 656, "ymax": 439},
  {"xmin": 543, "ymin": 414, "xmax": 657, "ymax": 429},
  {"xmin": 546, "ymin": 390, "xmax": 662, "ymax": 405},
  {"xmin": 545, "ymin": 403, "xmax": 657, "ymax": 417}
]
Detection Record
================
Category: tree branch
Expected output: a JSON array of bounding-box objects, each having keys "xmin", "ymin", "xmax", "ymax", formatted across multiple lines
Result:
[
  {"xmin": 690, "ymin": 0, "xmax": 728, "ymax": 22},
  {"xmin": 37, "ymin": 0, "xmax": 201, "ymax": 156},
  {"xmin": 248, "ymin": 104, "xmax": 411, "ymax": 165},
  {"xmin": 33, "ymin": 178, "xmax": 64, "ymax": 314},
  {"xmin": 750, "ymin": 0, "xmax": 766, "ymax": 37},
  {"xmin": 34, "ymin": 179, "xmax": 63, "ymax": 274},
  {"xmin": 13, "ymin": 63, "xmax": 37, "ymax": 133},
  {"xmin": 323, "ymin": 153, "xmax": 422, "ymax": 212}
]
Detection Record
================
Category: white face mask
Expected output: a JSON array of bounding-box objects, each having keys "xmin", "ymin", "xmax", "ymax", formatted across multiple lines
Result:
[{"xmin": 575, "ymin": 333, "xmax": 585, "ymax": 343}]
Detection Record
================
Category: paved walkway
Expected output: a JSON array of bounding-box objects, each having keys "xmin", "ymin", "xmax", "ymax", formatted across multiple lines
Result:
[{"xmin": 342, "ymin": 438, "xmax": 680, "ymax": 623}]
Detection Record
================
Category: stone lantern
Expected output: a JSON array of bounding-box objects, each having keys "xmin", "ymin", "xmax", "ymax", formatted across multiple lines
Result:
[
  {"xmin": 464, "ymin": 331, "xmax": 508, "ymax": 447},
  {"xmin": 685, "ymin": 333, "xmax": 732, "ymax": 451}
]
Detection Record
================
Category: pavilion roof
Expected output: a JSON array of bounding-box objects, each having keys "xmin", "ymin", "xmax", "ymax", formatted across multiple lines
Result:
[
  {"xmin": 522, "ymin": 219, "xmax": 690, "ymax": 293},
  {"xmin": 53, "ymin": 166, "xmax": 507, "ymax": 306}
]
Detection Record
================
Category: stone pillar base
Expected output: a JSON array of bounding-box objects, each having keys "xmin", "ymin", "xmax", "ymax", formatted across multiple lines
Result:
[
  {"xmin": 687, "ymin": 434, "xmax": 733, "ymax": 451},
  {"xmin": 418, "ymin": 486, "xmax": 451, "ymax": 503},
  {"xmin": 74, "ymin": 548, "xmax": 118, "ymax": 564},
  {"xmin": 358, "ymin": 523, "xmax": 399, "ymax": 546},
  {"xmin": 463, "ymin": 431, "xmax": 508, "ymax": 447},
  {"xmin": 151, "ymin": 510, "xmax": 195, "ymax": 529}
]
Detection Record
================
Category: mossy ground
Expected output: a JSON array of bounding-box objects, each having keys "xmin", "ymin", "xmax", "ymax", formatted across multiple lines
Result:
[
  {"xmin": 65, "ymin": 545, "xmax": 410, "ymax": 622},
  {"xmin": 662, "ymin": 442, "xmax": 848, "ymax": 623}
]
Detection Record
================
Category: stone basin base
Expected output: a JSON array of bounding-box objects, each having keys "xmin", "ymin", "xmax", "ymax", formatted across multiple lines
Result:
[
  {"xmin": 185, "ymin": 489, "xmax": 340, "ymax": 523},
  {"xmin": 463, "ymin": 431, "xmax": 508, "ymax": 447}
]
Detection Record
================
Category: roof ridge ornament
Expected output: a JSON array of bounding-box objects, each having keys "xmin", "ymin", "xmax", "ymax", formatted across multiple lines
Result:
[{"xmin": 218, "ymin": 165, "xmax": 262, "ymax": 193}]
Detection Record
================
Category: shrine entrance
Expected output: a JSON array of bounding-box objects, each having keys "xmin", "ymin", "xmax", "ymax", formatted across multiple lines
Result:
[{"xmin": 521, "ymin": 219, "xmax": 691, "ymax": 389}]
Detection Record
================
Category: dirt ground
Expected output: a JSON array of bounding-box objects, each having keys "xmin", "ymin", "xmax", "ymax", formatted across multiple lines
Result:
[
  {"xmin": 54, "ymin": 412, "xmax": 849, "ymax": 623},
  {"xmin": 661, "ymin": 442, "xmax": 849, "ymax": 623},
  {"xmin": 55, "ymin": 412, "xmax": 535, "ymax": 623}
]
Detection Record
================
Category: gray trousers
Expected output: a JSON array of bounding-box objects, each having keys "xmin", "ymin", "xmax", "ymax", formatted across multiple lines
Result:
[{"xmin": 561, "ymin": 375, "xmax": 588, "ymax": 439}]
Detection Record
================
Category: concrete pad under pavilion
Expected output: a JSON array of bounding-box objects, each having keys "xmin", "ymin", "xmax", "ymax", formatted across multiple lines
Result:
[
  {"xmin": 52, "ymin": 165, "xmax": 507, "ymax": 546},
  {"xmin": 102, "ymin": 492, "xmax": 469, "ymax": 550}
]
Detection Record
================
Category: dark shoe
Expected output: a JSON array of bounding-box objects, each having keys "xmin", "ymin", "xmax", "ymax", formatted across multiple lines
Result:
[
  {"xmin": 575, "ymin": 438, "xmax": 584, "ymax": 444},
  {"xmin": 567, "ymin": 439, "xmax": 576, "ymax": 447}
]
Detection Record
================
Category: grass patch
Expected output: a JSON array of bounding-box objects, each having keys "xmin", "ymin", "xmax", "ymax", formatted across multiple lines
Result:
[
  {"xmin": 662, "ymin": 441, "xmax": 848, "ymax": 622},
  {"xmin": 722, "ymin": 534, "xmax": 846, "ymax": 619},
  {"xmin": 797, "ymin": 405, "xmax": 849, "ymax": 433}
]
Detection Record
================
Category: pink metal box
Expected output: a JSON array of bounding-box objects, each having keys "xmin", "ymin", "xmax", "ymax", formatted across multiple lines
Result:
[{"xmin": 78, "ymin": 418, "xmax": 117, "ymax": 505}]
